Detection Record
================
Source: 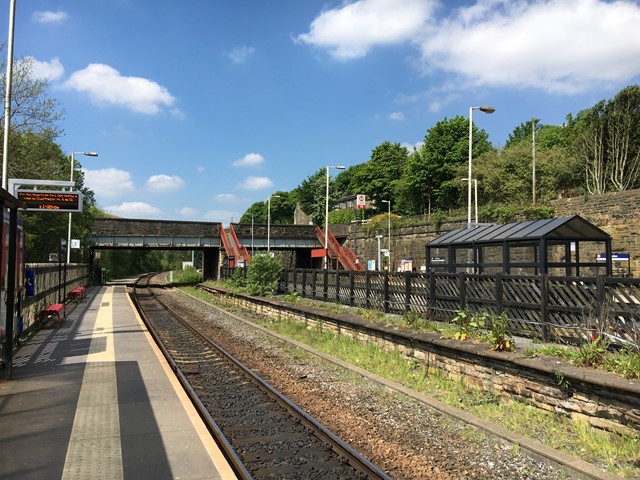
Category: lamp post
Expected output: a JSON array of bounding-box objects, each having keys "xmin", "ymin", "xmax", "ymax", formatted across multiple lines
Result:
[
  {"xmin": 468, "ymin": 106, "xmax": 494, "ymax": 228},
  {"xmin": 67, "ymin": 151, "xmax": 98, "ymax": 263},
  {"xmin": 461, "ymin": 178, "xmax": 478, "ymax": 224},
  {"xmin": 267, "ymin": 194, "xmax": 280, "ymax": 253},
  {"xmin": 375, "ymin": 235, "xmax": 383, "ymax": 271},
  {"xmin": 381, "ymin": 199, "xmax": 391, "ymax": 271},
  {"xmin": 325, "ymin": 165, "xmax": 345, "ymax": 269}
]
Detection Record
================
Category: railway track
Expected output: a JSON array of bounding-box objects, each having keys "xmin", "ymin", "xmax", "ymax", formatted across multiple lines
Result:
[{"xmin": 132, "ymin": 274, "xmax": 391, "ymax": 480}]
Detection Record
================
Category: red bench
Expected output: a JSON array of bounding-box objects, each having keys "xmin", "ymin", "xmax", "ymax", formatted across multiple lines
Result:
[
  {"xmin": 40, "ymin": 303, "xmax": 65, "ymax": 328},
  {"xmin": 67, "ymin": 287, "xmax": 86, "ymax": 302}
]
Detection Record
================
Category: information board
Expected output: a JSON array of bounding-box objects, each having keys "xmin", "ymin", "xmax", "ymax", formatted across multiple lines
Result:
[{"xmin": 17, "ymin": 189, "xmax": 83, "ymax": 213}]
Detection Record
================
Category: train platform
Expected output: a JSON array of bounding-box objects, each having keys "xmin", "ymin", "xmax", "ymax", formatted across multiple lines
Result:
[{"xmin": 0, "ymin": 285, "xmax": 237, "ymax": 480}]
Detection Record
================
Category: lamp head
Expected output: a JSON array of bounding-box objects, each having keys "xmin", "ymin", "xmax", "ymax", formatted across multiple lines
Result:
[{"xmin": 478, "ymin": 106, "xmax": 495, "ymax": 114}]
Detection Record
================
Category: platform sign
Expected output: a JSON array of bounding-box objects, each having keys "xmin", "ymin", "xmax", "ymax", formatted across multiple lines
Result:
[
  {"xmin": 17, "ymin": 189, "xmax": 83, "ymax": 213},
  {"xmin": 356, "ymin": 194, "xmax": 366, "ymax": 209}
]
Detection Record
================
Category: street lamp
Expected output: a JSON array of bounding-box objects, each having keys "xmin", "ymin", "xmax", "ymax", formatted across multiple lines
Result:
[
  {"xmin": 67, "ymin": 151, "xmax": 98, "ymax": 263},
  {"xmin": 381, "ymin": 200, "xmax": 391, "ymax": 270},
  {"xmin": 375, "ymin": 234, "xmax": 383, "ymax": 271},
  {"xmin": 267, "ymin": 194, "xmax": 280, "ymax": 253},
  {"xmin": 461, "ymin": 178, "xmax": 478, "ymax": 225},
  {"xmin": 325, "ymin": 165, "xmax": 345, "ymax": 269},
  {"xmin": 468, "ymin": 106, "xmax": 494, "ymax": 228}
]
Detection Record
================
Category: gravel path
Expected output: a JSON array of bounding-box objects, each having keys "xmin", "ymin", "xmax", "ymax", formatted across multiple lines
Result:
[{"xmin": 159, "ymin": 286, "xmax": 568, "ymax": 480}]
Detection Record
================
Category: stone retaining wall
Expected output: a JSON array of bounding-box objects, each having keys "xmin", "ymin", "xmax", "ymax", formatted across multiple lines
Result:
[
  {"xmin": 204, "ymin": 286, "xmax": 640, "ymax": 437},
  {"xmin": 21, "ymin": 263, "xmax": 91, "ymax": 331}
]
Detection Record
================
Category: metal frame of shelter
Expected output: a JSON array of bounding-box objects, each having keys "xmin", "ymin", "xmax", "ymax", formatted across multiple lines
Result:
[
  {"xmin": 1, "ymin": 187, "xmax": 26, "ymax": 379},
  {"xmin": 425, "ymin": 215, "xmax": 613, "ymax": 276}
]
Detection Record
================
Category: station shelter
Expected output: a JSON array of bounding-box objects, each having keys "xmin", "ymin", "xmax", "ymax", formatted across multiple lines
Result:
[{"xmin": 425, "ymin": 215, "xmax": 612, "ymax": 276}]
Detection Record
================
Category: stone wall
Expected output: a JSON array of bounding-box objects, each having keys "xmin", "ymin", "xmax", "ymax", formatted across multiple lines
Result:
[{"xmin": 21, "ymin": 263, "xmax": 91, "ymax": 331}]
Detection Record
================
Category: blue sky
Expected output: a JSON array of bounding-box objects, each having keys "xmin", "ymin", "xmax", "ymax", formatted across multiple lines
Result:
[{"xmin": 5, "ymin": 0, "xmax": 640, "ymax": 223}]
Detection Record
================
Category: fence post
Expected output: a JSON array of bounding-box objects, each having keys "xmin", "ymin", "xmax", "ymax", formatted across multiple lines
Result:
[
  {"xmin": 596, "ymin": 274, "xmax": 606, "ymax": 322},
  {"xmin": 495, "ymin": 273, "xmax": 503, "ymax": 314},
  {"xmin": 312, "ymin": 270, "xmax": 317, "ymax": 300},
  {"xmin": 349, "ymin": 271, "xmax": 355, "ymax": 307},
  {"xmin": 323, "ymin": 269, "xmax": 328, "ymax": 302},
  {"xmin": 429, "ymin": 270, "xmax": 436, "ymax": 306},
  {"xmin": 335, "ymin": 270, "xmax": 341, "ymax": 304},
  {"xmin": 292, "ymin": 268, "xmax": 297, "ymax": 294},
  {"xmin": 541, "ymin": 273, "xmax": 549, "ymax": 342},
  {"xmin": 301, "ymin": 269, "xmax": 307, "ymax": 298},
  {"xmin": 383, "ymin": 273, "xmax": 390, "ymax": 313},
  {"xmin": 459, "ymin": 272, "xmax": 467, "ymax": 310},
  {"xmin": 404, "ymin": 271, "xmax": 411, "ymax": 313},
  {"xmin": 365, "ymin": 270, "xmax": 371, "ymax": 309}
]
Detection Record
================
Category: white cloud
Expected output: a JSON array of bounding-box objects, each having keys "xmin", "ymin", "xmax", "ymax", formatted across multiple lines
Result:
[
  {"xmin": 83, "ymin": 168, "xmax": 135, "ymax": 198},
  {"xmin": 63, "ymin": 63, "xmax": 176, "ymax": 114},
  {"xmin": 295, "ymin": 0, "xmax": 436, "ymax": 59},
  {"xmin": 237, "ymin": 176, "xmax": 273, "ymax": 190},
  {"xmin": 226, "ymin": 46, "xmax": 256, "ymax": 64},
  {"xmin": 177, "ymin": 207, "xmax": 198, "ymax": 217},
  {"xmin": 216, "ymin": 193, "xmax": 239, "ymax": 203},
  {"xmin": 232, "ymin": 153, "xmax": 265, "ymax": 168},
  {"xmin": 145, "ymin": 174, "xmax": 185, "ymax": 193},
  {"xmin": 389, "ymin": 111, "xmax": 405, "ymax": 121},
  {"xmin": 197, "ymin": 166, "xmax": 206, "ymax": 173},
  {"xmin": 105, "ymin": 202, "xmax": 161, "ymax": 218},
  {"xmin": 26, "ymin": 56, "xmax": 64, "ymax": 81},
  {"xmin": 298, "ymin": 0, "xmax": 640, "ymax": 94},
  {"xmin": 32, "ymin": 11, "xmax": 68, "ymax": 24},
  {"xmin": 418, "ymin": 0, "xmax": 640, "ymax": 93}
]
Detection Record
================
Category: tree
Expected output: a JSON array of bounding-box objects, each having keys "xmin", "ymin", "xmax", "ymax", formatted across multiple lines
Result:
[
  {"xmin": 290, "ymin": 168, "xmax": 332, "ymax": 225},
  {"xmin": 505, "ymin": 119, "xmax": 540, "ymax": 149},
  {"xmin": 574, "ymin": 101, "xmax": 608, "ymax": 195},
  {"xmin": 403, "ymin": 116, "xmax": 493, "ymax": 213},
  {"xmin": 351, "ymin": 141, "xmax": 407, "ymax": 212},
  {"xmin": 606, "ymin": 85, "xmax": 640, "ymax": 191},
  {"xmin": 1, "ymin": 54, "xmax": 64, "ymax": 137}
]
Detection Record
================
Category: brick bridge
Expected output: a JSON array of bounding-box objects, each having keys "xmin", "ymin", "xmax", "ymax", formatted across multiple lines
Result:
[{"xmin": 87, "ymin": 218, "xmax": 364, "ymax": 279}]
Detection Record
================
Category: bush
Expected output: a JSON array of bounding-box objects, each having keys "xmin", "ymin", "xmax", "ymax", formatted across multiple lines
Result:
[
  {"xmin": 246, "ymin": 254, "xmax": 282, "ymax": 296},
  {"xmin": 171, "ymin": 267, "xmax": 202, "ymax": 284}
]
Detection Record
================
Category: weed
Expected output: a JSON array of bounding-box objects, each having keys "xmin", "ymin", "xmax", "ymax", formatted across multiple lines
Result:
[
  {"xmin": 281, "ymin": 291, "xmax": 300, "ymax": 303},
  {"xmin": 488, "ymin": 312, "xmax": 515, "ymax": 352}
]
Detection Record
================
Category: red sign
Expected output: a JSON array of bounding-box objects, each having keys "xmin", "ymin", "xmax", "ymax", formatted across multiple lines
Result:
[{"xmin": 356, "ymin": 194, "xmax": 366, "ymax": 209}]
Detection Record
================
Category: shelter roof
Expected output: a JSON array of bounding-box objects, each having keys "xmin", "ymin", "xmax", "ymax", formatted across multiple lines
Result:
[{"xmin": 426, "ymin": 215, "xmax": 610, "ymax": 247}]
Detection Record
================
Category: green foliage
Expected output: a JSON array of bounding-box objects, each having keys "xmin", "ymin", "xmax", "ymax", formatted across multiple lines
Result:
[
  {"xmin": 576, "ymin": 336, "xmax": 609, "ymax": 368},
  {"xmin": 430, "ymin": 211, "xmax": 447, "ymax": 231},
  {"xmin": 290, "ymin": 168, "xmax": 331, "ymax": 225},
  {"xmin": 479, "ymin": 206, "xmax": 518, "ymax": 223},
  {"xmin": 487, "ymin": 312, "xmax": 514, "ymax": 352},
  {"xmin": 351, "ymin": 141, "xmax": 408, "ymax": 212},
  {"xmin": 226, "ymin": 268, "xmax": 247, "ymax": 290},
  {"xmin": 246, "ymin": 254, "xmax": 282, "ymax": 296},
  {"xmin": 451, "ymin": 308, "xmax": 486, "ymax": 340},
  {"xmin": 171, "ymin": 267, "xmax": 202, "ymax": 284},
  {"xmin": 328, "ymin": 208, "xmax": 357, "ymax": 224},
  {"xmin": 603, "ymin": 346, "xmax": 640, "ymax": 380}
]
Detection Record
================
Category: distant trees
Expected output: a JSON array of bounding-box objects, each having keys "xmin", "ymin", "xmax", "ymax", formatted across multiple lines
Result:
[
  {"xmin": 574, "ymin": 85, "xmax": 640, "ymax": 194},
  {"xmin": 239, "ymin": 191, "xmax": 295, "ymax": 224}
]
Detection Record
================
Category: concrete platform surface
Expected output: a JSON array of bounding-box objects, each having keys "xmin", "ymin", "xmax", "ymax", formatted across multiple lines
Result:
[{"xmin": 0, "ymin": 285, "xmax": 237, "ymax": 480}]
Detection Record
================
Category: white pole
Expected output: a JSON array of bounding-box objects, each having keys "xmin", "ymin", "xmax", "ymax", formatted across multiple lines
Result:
[
  {"xmin": 325, "ymin": 165, "xmax": 330, "ymax": 269},
  {"xmin": 267, "ymin": 196, "xmax": 272, "ymax": 253},
  {"xmin": 2, "ymin": 0, "xmax": 17, "ymax": 190},
  {"xmin": 66, "ymin": 152, "xmax": 75, "ymax": 263},
  {"xmin": 474, "ymin": 179, "xmax": 478, "ymax": 225},
  {"xmin": 468, "ymin": 107, "xmax": 473, "ymax": 228}
]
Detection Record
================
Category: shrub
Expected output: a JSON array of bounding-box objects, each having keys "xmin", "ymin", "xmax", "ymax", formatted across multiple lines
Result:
[
  {"xmin": 171, "ymin": 266, "xmax": 202, "ymax": 284},
  {"xmin": 246, "ymin": 254, "xmax": 282, "ymax": 296}
]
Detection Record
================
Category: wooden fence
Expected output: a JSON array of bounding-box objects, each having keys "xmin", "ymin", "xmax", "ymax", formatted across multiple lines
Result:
[{"xmin": 220, "ymin": 267, "xmax": 640, "ymax": 346}]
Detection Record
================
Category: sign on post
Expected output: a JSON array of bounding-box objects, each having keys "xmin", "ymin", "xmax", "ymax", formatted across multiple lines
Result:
[
  {"xmin": 16, "ymin": 189, "xmax": 83, "ymax": 213},
  {"xmin": 356, "ymin": 194, "xmax": 366, "ymax": 209}
]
